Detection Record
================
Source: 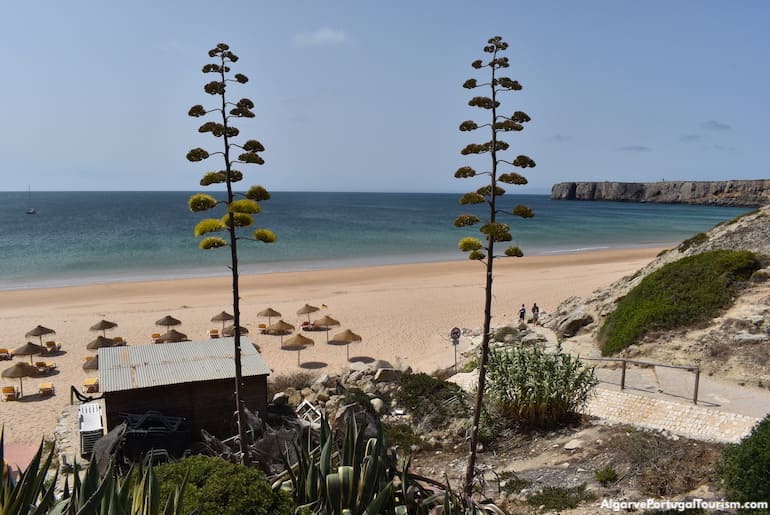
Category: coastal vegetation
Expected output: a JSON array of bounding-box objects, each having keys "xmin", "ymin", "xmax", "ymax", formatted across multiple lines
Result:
[
  {"xmin": 186, "ymin": 43, "xmax": 276, "ymax": 462},
  {"xmin": 485, "ymin": 346, "xmax": 598, "ymax": 428},
  {"xmin": 718, "ymin": 414, "xmax": 770, "ymax": 510},
  {"xmin": 598, "ymin": 250, "xmax": 763, "ymax": 355},
  {"xmin": 452, "ymin": 35, "xmax": 536, "ymax": 496}
]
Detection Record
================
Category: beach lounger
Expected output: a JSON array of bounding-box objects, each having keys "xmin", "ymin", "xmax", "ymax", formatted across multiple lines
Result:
[
  {"xmin": 2, "ymin": 386, "xmax": 19, "ymax": 401},
  {"xmin": 35, "ymin": 361, "xmax": 51, "ymax": 374},
  {"xmin": 38, "ymin": 382, "xmax": 55, "ymax": 396},
  {"xmin": 113, "ymin": 336, "xmax": 126, "ymax": 346},
  {"xmin": 258, "ymin": 323, "xmax": 267, "ymax": 334},
  {"xmin": 208, "ymin": 328, "xmax": 219, "ymax": 339},
  {"xmin": 83, "ymin": 378, "xmax": 99, "ymax": 393},
  {"xmin": 150, "ymin": 333, "xmax": 162, "ymax": 344},
  {"xmin": 0, "ymin": 348, "xmax": 11, "ymax": 360},
  {"xmin": 44, "ymin": 341, "xmax": 61, "ymax": 353}
]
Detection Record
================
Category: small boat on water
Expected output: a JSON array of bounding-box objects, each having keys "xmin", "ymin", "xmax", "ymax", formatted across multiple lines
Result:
[{"xmin": 26, "ymin": 186, "xmax": 36, "ymax": 214}]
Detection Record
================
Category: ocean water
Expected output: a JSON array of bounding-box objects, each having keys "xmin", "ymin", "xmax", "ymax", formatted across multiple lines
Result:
[{"xmin": 0, "ymin": 191, "xmax": 751, "ymax": 290}]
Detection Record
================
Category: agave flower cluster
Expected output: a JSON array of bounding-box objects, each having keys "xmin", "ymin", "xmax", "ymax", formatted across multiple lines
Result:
[{"xmin": 186, "ymin": 43, "xmax": 275, "ymax": 250}]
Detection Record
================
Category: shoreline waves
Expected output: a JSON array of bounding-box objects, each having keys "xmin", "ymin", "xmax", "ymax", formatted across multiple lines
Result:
[{"xmin": 0, "ymin": 247, "xmax": 662, "ymax": 445}]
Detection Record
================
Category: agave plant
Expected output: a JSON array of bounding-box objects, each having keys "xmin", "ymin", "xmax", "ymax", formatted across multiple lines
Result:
[
  {"xmin": 1, "ymin": 427, "xmax": 188, "ymax": 515},
  {"xmin": 273, "ymin": 415, "xmax": 505, "ymax": 514}
]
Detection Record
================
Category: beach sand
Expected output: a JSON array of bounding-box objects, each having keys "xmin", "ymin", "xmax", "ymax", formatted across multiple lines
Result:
[{"xmin": 0, "ymin": 247, "xmax": 662, "ymax": 446}]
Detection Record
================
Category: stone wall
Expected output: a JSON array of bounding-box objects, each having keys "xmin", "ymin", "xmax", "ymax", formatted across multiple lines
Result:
[{"xmin": 551, "ymin": 180, "xmax": 770, "ymax": 206}]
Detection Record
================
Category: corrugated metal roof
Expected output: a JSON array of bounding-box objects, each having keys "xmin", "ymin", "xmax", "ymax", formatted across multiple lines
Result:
[{"xmin": 99, "ymin": 337, "xmax": 271, "ymax": 393}]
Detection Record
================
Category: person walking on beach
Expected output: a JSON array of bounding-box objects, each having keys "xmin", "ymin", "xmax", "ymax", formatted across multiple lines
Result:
[
  {"xmin": 531, "ymin": 303, "xmax": 540, "ymax": 325},
  {"xmin": 518, "ymin": 304, "xmax": 526, "ymax": 323}
]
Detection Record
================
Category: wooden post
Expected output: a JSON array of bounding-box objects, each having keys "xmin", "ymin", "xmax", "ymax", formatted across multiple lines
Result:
[
  {"xmin": 620, "ymin": 360, "xmax": 627, "ymax": 391},
  {"xmin": 693, "ymin": 367, "xmax": 700, "ymax": 405}
]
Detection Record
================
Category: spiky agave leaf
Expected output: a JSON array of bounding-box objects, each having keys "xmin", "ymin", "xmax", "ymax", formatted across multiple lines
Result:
[
  {"xmin": 199, "ymin": 237, "xmax": 227, "ymax": 249},
  {"xmin": 230, "ymin": 199, "xmax": 261, "ymax": 214},
  {"xmin": 188, "ymin": 193, "xmax": 218, "ymax": 212},
  {"xmin": 194, "ymin": 218, "xmax": 226, "ymax": 237},
  {"xmin": 253, "ymin": 229, "xmax": 277, "ymax": 243}
]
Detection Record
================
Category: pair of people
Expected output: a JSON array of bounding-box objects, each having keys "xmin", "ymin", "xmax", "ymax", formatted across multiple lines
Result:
[{"xmin": 518, "ymin": 303, "xmax": 540, "ymax": 324}]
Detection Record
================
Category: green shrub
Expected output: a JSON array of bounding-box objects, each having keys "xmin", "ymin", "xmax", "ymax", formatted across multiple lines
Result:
[
  {"xmin": 153, "ymin": 455, "xmax": 294, "ymax": 515},
  {"xmin": 394, "ymin": 373, "xmax": 468, "ymax": 430},
  {"xmin": 383, "ymin": 423, "xmax": 423, "ymax": 450},
  {"xmin": 462, "ymin": 357, "xmax": 480, "ymax": 372},
  {"xmin": 595, "ymin": 464, "xmax": 618, "ymax": 486},
  {"xmin": 718, "ymin": 415, "xmax": 770, "ymax": 511},
  {"xmin": 599, "ymin": 250, "xmax": 762, "ymax": 355},
  {"xmin": 525, "ymin": 484, "xmax": 595, "ymax": 510},
  {"xmin": 678, "ymin": 232, "xmax": 709, "ymax": 252},
  {"xmin": 493, "ymin": 326, "xmax": 518, "ymax": 341},
  {"xmin": 486, "ymin": 346, "xmax": 597, "ymax": 428}
]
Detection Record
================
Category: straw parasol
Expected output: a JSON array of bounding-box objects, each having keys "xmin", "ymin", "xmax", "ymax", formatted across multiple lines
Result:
[
  {"xmin": 211, "ymin": 311, "xmax": 234, "ymax": 330},
  {"xmin": 89, "ymin": 319, "xmax": 118, "ymax": 337},
  {"xmin": 2, "ymin": 362, "xmax": 39, "ymax": 396},
  {"xmin": 222, "ymin": 325, "xmax": 249, "ymax": 337},
  {"xmin": 331, "ymin": 329, "xmax": 362, "ymax": 361},
  {"xmin": 257, "ymin": 307, "xmax": 282, "ymax": 326},
  {"xmin": 268, "ymin": 320, "xmax": 295, "ymax": 347},
  {"xmin": 12, "ymin": 342, "xmax": 45, "ymax": 364},
  {"xmin": 159, "ymin": 329, "xmax": 188, "ymax": 343},
  {"xmin": 87, "ymin": 336, "xmax": 115, "ymax": 351},
  {"xmin": 25, "ymin": 325, "xmax": 56, "ymax": 345},
  {"xmin": 282, "ymin": 334, "xmax": 314, "ymax": 366},
  {"xmin": 311, "ymin": 315, "xmax": 341, "ymax": 343},
  {"xmin": 83, "ymin": 355, "xmax": 99, "ymax": 370},
  {"xmin": 155, "ymin": 315, "xmax": 182, "ymax": 331},
  {"xmin": 296, "ymin": 304, "xmax": 320, "ymax": 323}
]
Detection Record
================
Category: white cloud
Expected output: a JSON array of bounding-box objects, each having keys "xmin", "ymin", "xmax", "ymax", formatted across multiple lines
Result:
[{"xmin": 294, "ymin": 27, "xmax": 348, "ymax": 47}]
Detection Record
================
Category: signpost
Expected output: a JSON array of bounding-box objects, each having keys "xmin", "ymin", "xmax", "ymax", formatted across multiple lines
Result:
[{"xmin": 450, "ymin": 327, "xmax": 461, "ymax": 372}]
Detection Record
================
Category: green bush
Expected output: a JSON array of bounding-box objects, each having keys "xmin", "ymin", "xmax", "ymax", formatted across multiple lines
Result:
[
  {"xmin": 394, "ymin": 373, "xmax": 468, "ymax": 430},
  {"xmin": 486, "ymin": 346, "xmax": 597, "ymax": 428},
  {"xmin": 152, "ymin": 455, "xmax": 294, "ymax": 515},
  {"xmin": 525, "ymin": 484, "xmax": 595, "ymax": 510},
  {"xmin": 718, "ymin": 415, "xmax": 770, "ymax": 511},
  {"xmin": 599, "ymin": 250, "xmax": 762, "ymax": 355},
  {"xmin": 595, "ymin": 464, "xmax": 618, "ymax": 486}
]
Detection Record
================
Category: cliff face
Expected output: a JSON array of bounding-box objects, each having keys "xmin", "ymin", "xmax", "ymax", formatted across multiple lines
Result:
[{"xmin": 550, "ymin": 180, "xmax": 770, "ymax": 207}]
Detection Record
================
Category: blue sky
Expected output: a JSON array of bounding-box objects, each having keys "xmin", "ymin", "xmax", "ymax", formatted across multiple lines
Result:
[{"xmin": 1, "ymin": 1, "xmax": 768, "ymax": 194}]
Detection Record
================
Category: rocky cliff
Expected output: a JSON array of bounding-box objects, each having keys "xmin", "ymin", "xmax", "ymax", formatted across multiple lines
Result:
[{"xmin": 551, "ymin": 180, "xmax": 770, "ymax": 207}]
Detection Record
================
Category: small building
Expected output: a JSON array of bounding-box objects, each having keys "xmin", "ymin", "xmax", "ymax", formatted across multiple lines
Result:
[{"xmin": 99, "ymin": 337, "xmax": 270, "ymax": 440}]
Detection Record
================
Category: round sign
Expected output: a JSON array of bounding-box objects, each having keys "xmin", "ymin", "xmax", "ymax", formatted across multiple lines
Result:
[{"xmin": 450, "ymin": 327, "xmax": 461, "ymax": 339}]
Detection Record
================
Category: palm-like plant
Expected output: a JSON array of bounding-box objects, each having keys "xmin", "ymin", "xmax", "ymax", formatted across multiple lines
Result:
[{"xmin": 187, "ymin": 43, "xmax": 276, "ymax": 463}]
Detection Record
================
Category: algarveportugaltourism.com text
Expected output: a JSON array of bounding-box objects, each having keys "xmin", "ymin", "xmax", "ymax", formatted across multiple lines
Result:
[{"xmin": 600, "ymin": 498, "xmax": 769, "ymax": 512}]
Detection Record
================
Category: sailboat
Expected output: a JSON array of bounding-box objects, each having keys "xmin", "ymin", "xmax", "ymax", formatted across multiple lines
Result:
[{"xmin": 26, "ymin": 185, "xmax": 36, "ymax": 215}]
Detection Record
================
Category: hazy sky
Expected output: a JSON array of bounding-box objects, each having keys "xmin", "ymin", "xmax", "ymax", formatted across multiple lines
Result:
[{"xmin": 1, "ymin": 1, "xmax": 768, "ymax": 193}]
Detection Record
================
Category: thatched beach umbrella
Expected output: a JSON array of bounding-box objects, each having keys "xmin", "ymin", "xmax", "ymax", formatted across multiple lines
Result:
[
  {"xmin": 83, "ymin": 355, "xmax": 99, "ymax": 370},
  {"xmin": 155, "ymin": 315, "xmax": 182, "ymax": 331},
  {"xmin": 89, "ymin": 319, "xmax": 118, "ymax": 337},
  {"xmin": 282, "ymin": 334, "xmax": 314, "ymax": 367},
  {"xmin": 312, "ymin": 315, "xmax": 341, "ymax": 343},
  {"xmin": 12, "ymin": 342, "xmax": 45, "ymax": 364},
  {"xmin": 268, "ymin": 320, "xmax": 294, "ymax": 347},
  {"xmin": 331, "ymin": 329, "xmax": 362, "ymax": 361},
  {"xmin": 257, "ymin": 307, "xmax": 282, "ymax": 326},
  {"xmin": 159, "ymin": 329, "xmax": 188, "ymax": 343},
  {"xmin": 2, "ymin": 362, "xmax": 39, "ymax": 397},
  {"xmin": 222, "ymin": 325, "xmax": 249, "ymax": 337},
  {"xmin": 25, "ymin": 325, "xmax": 56, "ymax": 345},
  {"xmin": 87, "ymin": 336, "xmax": 115, "ymax": 351},
  {"xmin": 211, "ymin": 311, "xmax": 234, "ymax": 330},
  {"xmin": 296, "ymin": 304, "xmax": 320, "ymax": 323}
]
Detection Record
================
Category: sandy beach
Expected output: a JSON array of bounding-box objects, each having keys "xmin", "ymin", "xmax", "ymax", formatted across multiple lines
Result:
[{"xmin": 0, "ymin": 247, "xmax": 662, "ymax": 446}]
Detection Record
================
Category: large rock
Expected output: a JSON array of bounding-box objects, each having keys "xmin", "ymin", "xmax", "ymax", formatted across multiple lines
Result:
[
  {"xmin": 551, "ymin": 180, "xmax": 770, "ymax": 207},
  {"xmin": 373, "ymin": 368, "xmax": 402, "ymax": 384},
  {"xmin": 556, "ymin": 308, "xmax": 594, "ymax": 337}
]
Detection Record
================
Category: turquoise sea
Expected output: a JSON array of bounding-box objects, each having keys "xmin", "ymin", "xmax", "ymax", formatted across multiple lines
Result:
[{"xmin": 0, "ymin": 191, "xmax": 751, "ymax": 290}]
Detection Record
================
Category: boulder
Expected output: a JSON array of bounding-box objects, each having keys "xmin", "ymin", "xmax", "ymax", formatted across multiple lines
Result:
[
  {"xmin": 374, "ymin": 368, "xmax": 403, "ymax": 384},
  {"xmin": 564, "ymin": 438, "xmax": 584, "ymax": 451},
  {"xmin": 734, "ymin": 333, "xmax": 767, "ymax": 344},
  {"xmin": 272, "ymin": 392, "xmax": 289, "ymax": 406},
  {"xmin": 556, "ymin": 308, "xmax": 594, "ymax": 337},
  {"xmin": 373, "ymin": 359, "xmax": 394, "ymax": 369},
  {"xmin": 370, "ymin": 398, "xmax": 386, "ymax": 414}
]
